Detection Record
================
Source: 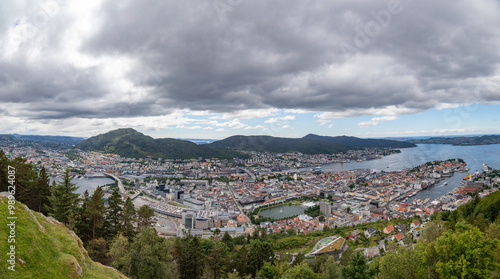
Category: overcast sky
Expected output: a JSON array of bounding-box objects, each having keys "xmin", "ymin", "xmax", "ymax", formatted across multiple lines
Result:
[{"xmin": 1, "ymin": 0, "xmax": 499, "ymax": 139}]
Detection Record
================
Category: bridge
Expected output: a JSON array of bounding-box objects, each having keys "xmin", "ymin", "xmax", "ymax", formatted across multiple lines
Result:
[
  {"xmin": 104, "ymin": 172, "xmax": 126, "ymax": 196},
  {"xmin": 104, "ymin": 172, "xmax": 143, "ymax": 200}
]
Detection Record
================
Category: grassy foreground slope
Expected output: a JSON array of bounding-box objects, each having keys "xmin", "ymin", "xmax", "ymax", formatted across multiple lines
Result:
[{"xmin": 0, "ymin": 195, "xmax": 127, "ymax": 279}]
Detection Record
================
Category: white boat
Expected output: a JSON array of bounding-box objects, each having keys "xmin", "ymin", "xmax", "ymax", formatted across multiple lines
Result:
[
  {"xmin": 482, "ymin": 164, "xmax": 492, "ymax": 172},
  {"xmin": 444, "ymin": 182, "xmax": 448, "ymax": 185}
]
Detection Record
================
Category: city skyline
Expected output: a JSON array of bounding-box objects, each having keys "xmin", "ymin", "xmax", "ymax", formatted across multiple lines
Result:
[{"xmin": 1, "ymin": 0, "xmax": 499, "ymax": 138}]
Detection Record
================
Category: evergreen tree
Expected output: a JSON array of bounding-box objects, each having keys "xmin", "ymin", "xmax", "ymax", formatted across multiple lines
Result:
[
  {"xmin": 10, "ymin": 156, "xmax": 37, "ymax": 207},
  {"xmin": 84, "ymin": 186, "xmax": 106, "ymax": 256},
  {"xmin": 247, "ymin": 240, "xmax": 274, "ymax": 276},
  {"xmin": 137, "ymin": 204, "xmax": 155, "ymax": 230},
  {"xmin": 232, "ymin": 245, "xmax": 249, "ymax": 276},
  {"xmin": 106, "ymin": 189, "xmax": 124, "ymax": 237},
  {"xmin": 130, "ymin": 228, "xmax": 176, "ymax": 279},
  {"xmin": 48, "ymin": 169, "xmax": 80, "ymax": 226},
  {"xmin": 76, "ymin": 190, "xmax": 92, "ymax": 242},
  {"xmin": 35, "ymin": 166, "xmax": 51, "ymax": 215},
  {"xmin": 206, "ymin": 240, "xmax": 229, "ymax": 279},
  {"xmin": 122, "ymin": 197, "xmax": 136, "ymax": 237},
  {"xmin": 0, "ymin": 150, "xmax": 9, "ymax": 192},
  {"xmin": 175, "ymin": 233, "xmax": 205, "ymax": 279},
  {"xmin": 341, "ymin": 251, "xmax": 374, "ymax": 279},
  {"xmin": 88, "ymin": 237, "xmax": 109, "ymax": 265},
  {"xmin": 222, "ymin": 231, "xmax": 235, "ymax": 251}
]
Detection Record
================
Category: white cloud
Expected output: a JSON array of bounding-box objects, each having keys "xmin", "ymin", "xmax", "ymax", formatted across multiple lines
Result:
[
  {"xmin": 265, "ymin": 115, "xmax": 295, "ymax": 123},
  {"xmin": 358, "ymin": 116, "xmax": 397, "ymax": 128},
  {"xmin": 221, "ymin": 109, "xmax": 278, "ymax": 119},
  {"xmin": 316, "ymin": 119, "xmax": 332, "ymax": 126}
]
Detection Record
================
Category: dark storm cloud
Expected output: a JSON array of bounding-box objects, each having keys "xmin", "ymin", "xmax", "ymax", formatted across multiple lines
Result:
[{"xmin": 1, "ymin": 0, "xmax": 499, "ymax": 120}]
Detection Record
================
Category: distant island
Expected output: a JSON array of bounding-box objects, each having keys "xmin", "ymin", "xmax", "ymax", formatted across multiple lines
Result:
[{"xmin": 407, "ymin": 134, "xmax": 500, "ymax": 146}]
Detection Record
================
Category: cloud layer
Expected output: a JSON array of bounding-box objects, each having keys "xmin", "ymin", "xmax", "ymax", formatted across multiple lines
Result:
[{"xmin": 0, "ymin": 0, "xmax": 499, "ymax": 135}]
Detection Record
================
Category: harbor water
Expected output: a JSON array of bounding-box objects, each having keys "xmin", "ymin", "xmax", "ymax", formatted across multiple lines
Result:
[{"xmin": 319, "ymin": 144, "xmax": 500, "ymax": 202}]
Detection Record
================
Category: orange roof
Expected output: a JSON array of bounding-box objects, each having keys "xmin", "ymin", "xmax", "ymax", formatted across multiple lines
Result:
[
  {"xmin": 384, "ymin": 224, "xmax": 394, "ymax": 233},
  {"xmin": 237, "ymin": 216, "xmax": 247, "ymax": 223},
  {"xmin": 395, "ymin": 232, "xmax": 404, "ymax": 240}
]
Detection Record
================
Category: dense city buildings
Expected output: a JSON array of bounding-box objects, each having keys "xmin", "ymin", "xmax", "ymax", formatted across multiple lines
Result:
[{"xmin": 2, "ymin": 140, "xmax": 499, "ymax": 243}]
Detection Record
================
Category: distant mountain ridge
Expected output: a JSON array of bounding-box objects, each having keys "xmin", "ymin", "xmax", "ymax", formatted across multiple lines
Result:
[
  {"xmin": 303, "ymin": 134, "xmax": 416, "ymax": 148},
  {"xmin": 406, "ymin": 134, "xmax": 500, "ymax": 146},
  {"xmin": 75, "ymin": 129, "xmax": 417, "ymax": 159},
  {"xmin": 208, "ymin": 135, "xmax": 355, "ymax": 154},
  {"xmin": 76, "ymin": 128, "xmax": 246, "ymax": 159},
  {"xmin": 0, "ymin": 134, "xmax": 85, "ymax": 145}
]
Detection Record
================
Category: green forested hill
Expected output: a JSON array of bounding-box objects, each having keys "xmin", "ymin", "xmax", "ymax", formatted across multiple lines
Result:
[
  {"xmin": 0, "ymin": 195, "xmax": 127, "ymax": 279},
  {"xmin": 407, "ymin": 134, "xmax": 500, "ymax": 146},
  {"xmin": 208, "ymin": 135, "xmax": 354, "ymax": 154},
  {"xmin": 75, "ymin": 128, "xmax": 246, "ymax": 159},
  {"xmin": 303, "ymin": 134, "xmax": 416, "ymax": 149}
]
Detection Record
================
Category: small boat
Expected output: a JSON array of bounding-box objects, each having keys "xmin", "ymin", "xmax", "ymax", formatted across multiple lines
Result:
[{"xmin": 444, "ymin": 182, "xmax": 448, "ymax": 185}]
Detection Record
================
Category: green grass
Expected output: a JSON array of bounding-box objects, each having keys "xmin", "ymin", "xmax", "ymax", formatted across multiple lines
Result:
[{"xmin": 0, "ymin": 197, "xmax": 127, "ymax": 279}]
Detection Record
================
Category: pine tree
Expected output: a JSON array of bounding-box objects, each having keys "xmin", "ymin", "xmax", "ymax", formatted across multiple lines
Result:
[
  {"xmin": 84, "ymin": 186, "xmax": 106, "ymax": 258},
  {"xmin": 341, "ymin": 251, "xmax": 374, "ymax": 279},
  {"xmin": 48, "ymin": 169, "xmax": 80, "ymax": 226},
  {"xmin": 175, "ymin": 233, "xmax": 205, "ymax": 279},
  {"xmin": 10, "ymin": 157, "xmax": 37, "ymax": 207},
  {"xmin": 85, "ymin": 187, "xmax": 106, "ymax": 241},
  {"xmin": 76, "ymin": 190, "xmax": 92, "ymax": 242},
  {"xmin": 137, "ymin": 205, "xmax": 155, "ymax": 230},
  {"xmin": 35, "ymin": 166, "xmax": 51, "ymax": 215},
  {"xmin": 222, "ymin": 231, "xmax": 235, "ymax": 251},
  {"xmin": 0, "ymin": 150, "xmax": 10, "ymax": 192},
  {"xmin": 122, "ymin": 197, "xmax": 136, "ymax": 237},
  {"xmin": 207, "ymin": 240, "xmax": 229, "ymax": 279},
  {"xmin": 106, "ymin": 189, "xmax": 124, "ymax": 237},
  {"xmin": 247, "ymin": 240, "xmax": 275, "ymax": 276}
]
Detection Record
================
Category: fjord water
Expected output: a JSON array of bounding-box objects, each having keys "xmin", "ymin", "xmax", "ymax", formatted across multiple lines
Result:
[
  {"xmin": 320, "ymin": 144, "xmax": 500, "ymax": 201},
  {"xmin": 321, "ymin": 144, "xmax": 500, "ymax": 173}
]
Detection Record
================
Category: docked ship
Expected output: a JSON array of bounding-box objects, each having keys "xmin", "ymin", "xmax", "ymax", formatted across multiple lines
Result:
[
  {"xmin": 312, "ymin": 166, "xmax": 322, "ymax": 174},
  {"xmin": 482, "ymin": 164, "xmax": 492, "ymax": 172}
]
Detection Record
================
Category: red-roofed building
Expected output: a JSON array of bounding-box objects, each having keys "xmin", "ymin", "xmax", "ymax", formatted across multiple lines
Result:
[
  {"xmin": 383, "ymin": 224, "xmax": 394, "ymax": 234},
  {"xmin": 411, "ymin": 219, "xmax": 420, "ymax": 229},
  {"xmin": 237, "ymin": 216, "xmax": 247, "ymax": 224},
  {"xmin": 347, "ymin": 229, "xmax": 361, "ymax": 240},
  {"xmin": 394, "ymin": 232, "xmax": 404, "ymax": 241}
]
